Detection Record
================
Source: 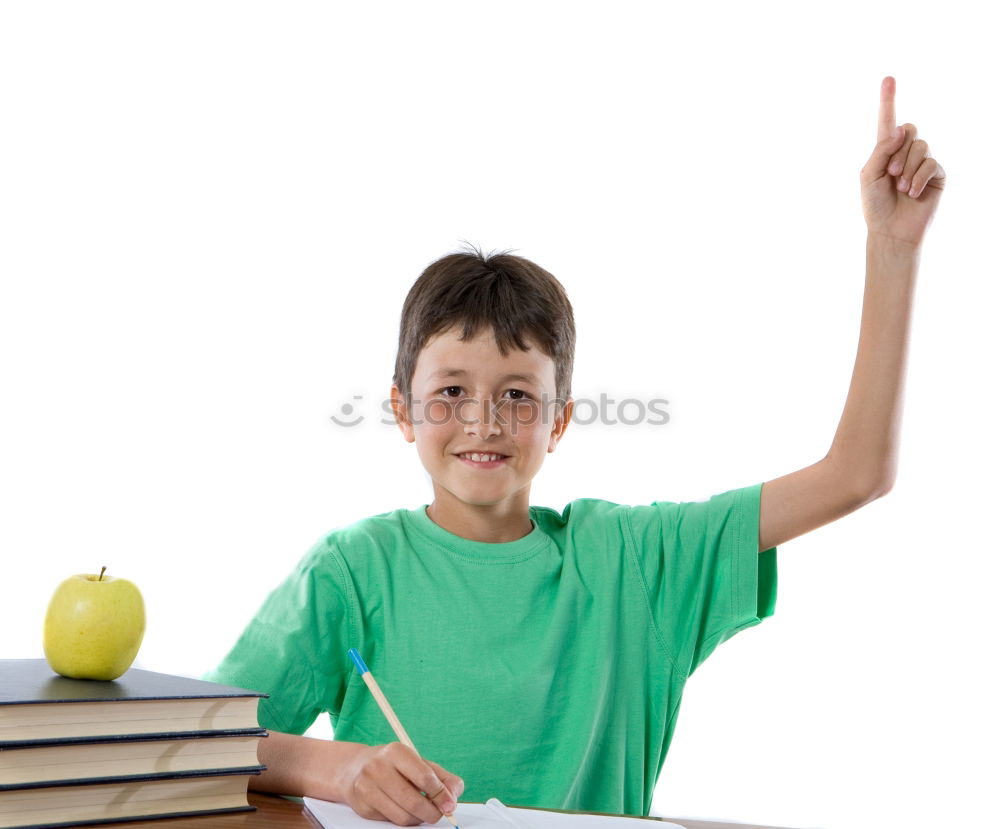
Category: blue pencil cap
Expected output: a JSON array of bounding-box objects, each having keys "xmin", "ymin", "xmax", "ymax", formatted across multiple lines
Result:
[{"xmin": 348, "ymin": 648, "xmax": 369, "ymax": 675}]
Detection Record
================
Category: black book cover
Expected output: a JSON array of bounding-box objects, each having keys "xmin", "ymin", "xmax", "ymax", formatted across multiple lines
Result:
[{"xmin": 0, "ymin": 660, "xmax": 267, "ymax": 706}]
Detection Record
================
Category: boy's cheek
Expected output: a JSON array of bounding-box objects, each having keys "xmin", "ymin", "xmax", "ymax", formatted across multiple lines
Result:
[
  {"xmin": 413, "ymin": 400, "xmax": 452, "ymax": 428},
  {"xmin": 515, "ymin": 402, "xmax": 544, "ymax": 433}
]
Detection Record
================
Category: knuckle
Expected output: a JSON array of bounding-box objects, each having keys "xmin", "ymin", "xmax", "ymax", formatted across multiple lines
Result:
[
  {"xmin": 422, "ymin": 770, "xmax": 443, "ymax": 792},
  {"xmin": 357, "ymin": 771, "xmax": 372, "ymax": 790},
  {"xmin": 379, "ymin": 743, "xmax": 402, "ymax": 762},
  {"xmin": 361, "ymin": 759, "xmax": 383, "ymax": 781}
]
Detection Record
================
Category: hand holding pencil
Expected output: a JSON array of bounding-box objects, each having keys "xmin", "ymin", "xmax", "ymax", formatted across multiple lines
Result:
[{"xmin": 343, "ymin": 648, "xmax": 465, "ymax": 826}]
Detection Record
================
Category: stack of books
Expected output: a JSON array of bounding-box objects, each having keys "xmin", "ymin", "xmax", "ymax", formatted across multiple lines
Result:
[{"xmin": 0, "ymin": 659, "xmax": 269, "ymax": 828}]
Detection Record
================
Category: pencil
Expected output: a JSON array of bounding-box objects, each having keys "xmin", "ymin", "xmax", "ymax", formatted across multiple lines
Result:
[{"xmin": 348, "ymin": 648, "xmax": 460, "ymax": 829}]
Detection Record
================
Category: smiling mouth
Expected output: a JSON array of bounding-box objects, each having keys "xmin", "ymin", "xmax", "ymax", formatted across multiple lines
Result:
[{"xmin": 455, "ymin": 452, "xmax": 509, "ymax": 467}]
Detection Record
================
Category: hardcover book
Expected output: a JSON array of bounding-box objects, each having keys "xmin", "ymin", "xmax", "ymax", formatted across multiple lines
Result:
[
  {"xmin": 0, "ymin": 660, "xmax": 269, "ymax": 828},
  {"xmin": 0, "ymin": 660, "xmax": 266, "ymax": 743}
]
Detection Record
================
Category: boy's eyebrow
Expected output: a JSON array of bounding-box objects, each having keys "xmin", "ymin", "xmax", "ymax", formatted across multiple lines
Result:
[{"xmin": 429, "ymin": 368, "xmax": 542, "ymax": 385}]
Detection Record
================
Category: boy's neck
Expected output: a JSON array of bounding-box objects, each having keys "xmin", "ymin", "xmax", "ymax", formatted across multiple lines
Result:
[{"xmin": 425, "ymin": 495, "xmax": 534, "ymax": 543}]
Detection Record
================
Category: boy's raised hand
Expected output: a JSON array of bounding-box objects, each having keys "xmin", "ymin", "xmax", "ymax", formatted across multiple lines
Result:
[
  {"xmin": 860, "ymin": 76, "xmax": 946, "ymax": 249},
  {"xmin": 338, "ymin": 741, "xmax": 464, "ymax": 826}
]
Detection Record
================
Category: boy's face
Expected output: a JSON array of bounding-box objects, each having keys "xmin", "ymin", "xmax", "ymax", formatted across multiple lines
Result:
[{"xmin": 391, "ymin": 325, "xmax": 573, "ymax": 524}]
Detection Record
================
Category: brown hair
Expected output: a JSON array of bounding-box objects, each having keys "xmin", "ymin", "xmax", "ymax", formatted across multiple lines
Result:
[{"xmin": 393, "ymin": 242, "xmax": 576, "ymax": 411}]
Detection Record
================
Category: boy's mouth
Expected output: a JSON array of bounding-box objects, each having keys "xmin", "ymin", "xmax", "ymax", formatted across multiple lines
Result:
[{"xmin": 455, "ymin": 452, "xmax": 509, "ymax": 468}]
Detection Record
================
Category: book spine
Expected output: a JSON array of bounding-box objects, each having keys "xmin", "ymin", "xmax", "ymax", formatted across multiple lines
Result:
[
  {"xmin": 2, "ymin": 804, "xmax": 255, "ymax": 829},
  {"xmin": 0, "ymin": 729, "xmax": 268, "ymax": 750},
  {"xmin": 0, "ymin": 767, "xmax": 264, "ymax": 793}
]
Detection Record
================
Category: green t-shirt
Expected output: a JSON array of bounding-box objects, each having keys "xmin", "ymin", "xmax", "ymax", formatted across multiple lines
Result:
[{"xmin": 203, "ymin": 483, "xmax": 778, "ymax": 816}]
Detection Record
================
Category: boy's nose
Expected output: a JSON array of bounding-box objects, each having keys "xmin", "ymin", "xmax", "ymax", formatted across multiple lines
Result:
[{"xmin": 462, "ymin": 397, "xmax": 503, "ymax": 438}]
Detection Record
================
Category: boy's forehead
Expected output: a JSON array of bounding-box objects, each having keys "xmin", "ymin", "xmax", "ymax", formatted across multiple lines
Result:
[{"xmin": 415, "ymin": 327, "xmax": 556, "ymax": 387}]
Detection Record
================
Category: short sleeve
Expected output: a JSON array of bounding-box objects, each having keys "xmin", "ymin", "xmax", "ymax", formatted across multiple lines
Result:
[
  {"xmin": 621, "ymin": 482, "xmax": 778, "ymax": 677},
  {"xmin": 201, "ymin": 537, "xmax": 354, "ymax": 735}
]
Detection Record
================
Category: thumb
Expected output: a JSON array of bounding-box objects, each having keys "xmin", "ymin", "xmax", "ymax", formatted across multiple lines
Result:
[{"xmin": 861, "ymin": 125, "xmax": 904, "ymax": 187}]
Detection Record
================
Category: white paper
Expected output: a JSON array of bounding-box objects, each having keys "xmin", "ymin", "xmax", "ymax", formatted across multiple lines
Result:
[
  {"xmin": 303, "ymin": 796, "xmax": 686, "ymax": 828},
  {"xmin": 484, "ymin": 798, "xmax": 536, "ymax": 828}
]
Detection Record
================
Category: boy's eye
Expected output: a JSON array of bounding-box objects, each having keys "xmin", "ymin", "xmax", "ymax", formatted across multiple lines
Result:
[{"xmin": 437, "ymin": 387, "xmax": 532, "ymax": 401}]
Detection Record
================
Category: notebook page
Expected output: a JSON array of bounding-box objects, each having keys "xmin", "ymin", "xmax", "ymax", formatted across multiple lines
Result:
[{"xmin": 303, "ymin": 797, "xmax": 686, "ymax": 828}]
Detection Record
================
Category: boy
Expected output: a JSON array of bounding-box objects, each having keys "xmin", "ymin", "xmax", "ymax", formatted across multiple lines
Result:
[{"xmin": 203, "ymin": 76, "xmax": 945, "ymax": 824}]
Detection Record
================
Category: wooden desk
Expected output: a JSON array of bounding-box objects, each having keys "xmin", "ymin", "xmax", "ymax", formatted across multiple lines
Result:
[{"xmin": 103, "ymin": 792, "xmax": 798, "ymax": 829}]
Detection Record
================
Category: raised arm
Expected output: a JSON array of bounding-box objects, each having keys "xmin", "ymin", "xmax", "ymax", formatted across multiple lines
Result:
[{"xmin": 758, "ymin": 76, "xmax": 946, "ymax": 552}]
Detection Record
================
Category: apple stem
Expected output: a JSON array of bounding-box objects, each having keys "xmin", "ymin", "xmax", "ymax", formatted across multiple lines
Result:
[{"xmin": 99, "ymin": 566, "xmax": 107, "ymax": 582}]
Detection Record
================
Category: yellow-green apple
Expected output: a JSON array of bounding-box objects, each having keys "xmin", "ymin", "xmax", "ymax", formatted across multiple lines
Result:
[{"xmin": 43, "ymin": 567, "xmax": 146, "ymax": 680}]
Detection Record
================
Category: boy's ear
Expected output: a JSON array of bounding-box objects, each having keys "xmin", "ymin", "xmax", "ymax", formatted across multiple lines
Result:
[
  {"xmin": 390, "ymin": 384, "xmax": 415, "ymax": 443},
  {"xmin": 547, "ymin": 397, "xmax": 573, "ymax": 452}
]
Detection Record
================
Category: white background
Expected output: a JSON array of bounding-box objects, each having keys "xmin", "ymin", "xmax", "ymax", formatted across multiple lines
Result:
[{"xmin": 1, "ymin": 2, "xmax": 996, "ymax": 828}]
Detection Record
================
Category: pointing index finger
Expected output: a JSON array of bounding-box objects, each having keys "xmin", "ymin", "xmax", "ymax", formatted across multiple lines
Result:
[{"xmin": 878, "ymin": 75, "xmax": 896, "ymax": 142}]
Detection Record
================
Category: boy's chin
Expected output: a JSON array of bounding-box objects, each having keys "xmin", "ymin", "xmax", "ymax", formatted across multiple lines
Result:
[{"xmin": 430, "ymin": 481, "xmax": 530, "ymax": 509}]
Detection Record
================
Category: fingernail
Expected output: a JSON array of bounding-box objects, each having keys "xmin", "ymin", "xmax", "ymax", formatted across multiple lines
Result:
[
  {"xmin": 442, "ymin": 801, "xmax": 456, "ymax": 813},
  {"xmin": 897, "ymin": 178, "xmax": 909, "ymax": 192},
  {"xmin": 889, "ymin": 161, "xmax": 902, "ymax": 175}
]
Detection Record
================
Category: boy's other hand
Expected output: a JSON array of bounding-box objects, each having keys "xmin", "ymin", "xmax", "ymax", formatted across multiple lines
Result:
[
  {"xmin": 861, "ymin": 75, "xmax": 946, "ymax": 251},
  {"xmin": 338, "ymin": 741, "xmax": 465, "ymax": 826}
]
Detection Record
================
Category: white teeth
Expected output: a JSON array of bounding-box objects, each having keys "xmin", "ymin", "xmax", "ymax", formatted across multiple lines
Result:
[{"xmin": 461, "ymin": 453, "xmax": 504, "ymax": 462}]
